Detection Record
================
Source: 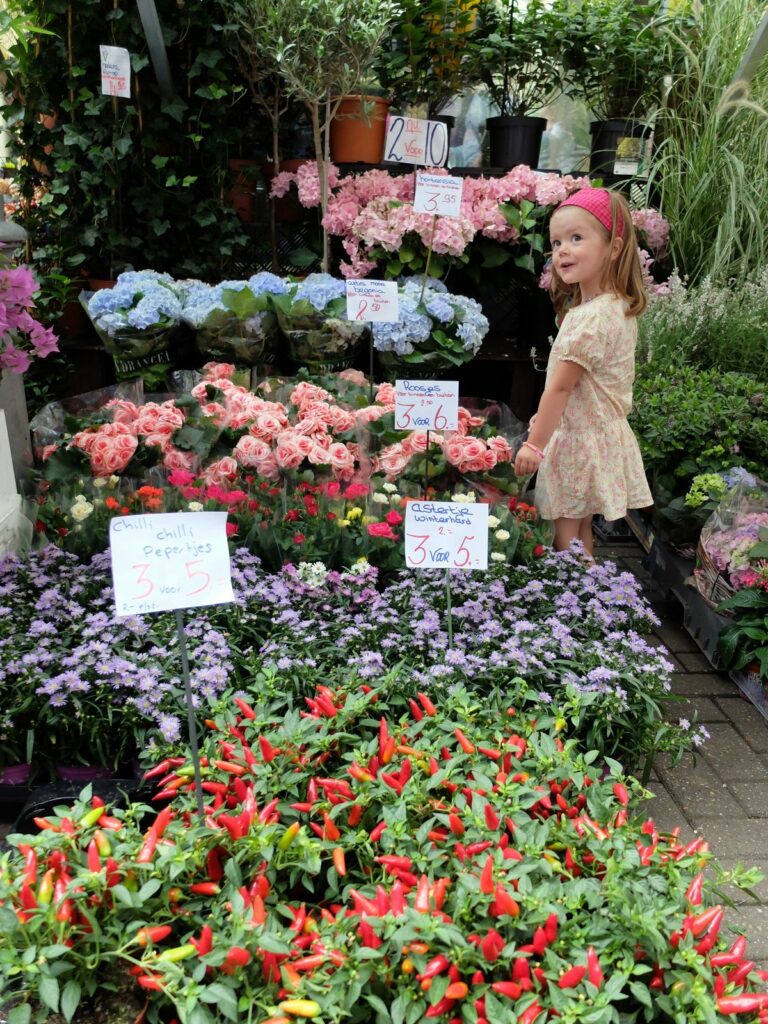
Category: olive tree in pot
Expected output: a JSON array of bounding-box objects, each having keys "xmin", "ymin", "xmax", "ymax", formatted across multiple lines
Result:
[
  {"xmin": 473, "ymin": 0, "xmax": 564, "ymax": 169},
  {"xmin": 224, "ymin": 0, "xmax": 400, "ymax": 272},
  {"xmin": 550, "ymin": 0, "xmax": 691, "ymax": 174}
]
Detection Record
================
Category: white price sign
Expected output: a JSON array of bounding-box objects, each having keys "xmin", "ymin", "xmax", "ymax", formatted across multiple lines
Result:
[
  {"xmin": 395, "ymin": 379, "xmax": 459, "ymax": 431},
  {"xmin": 109, "ymin": 512, "xmax": 234, "ymax": 617},
  {"xmin": 345, "ymin": 279, "xmax": 399, "ymax": 322},
  {"xmin": 405, "ymin": 501, "xmax": 488, "ymax": 570},
  {"xmin": 383, "ymin": 115, "xmax": 449, "ymax": 167},
  {"xmin": 413, "ymin": 172, "xmax": 464, "ymax": 217},
  {"xmin": 100, "ymin": 45, "xmax": 131, "ymax": 98}
]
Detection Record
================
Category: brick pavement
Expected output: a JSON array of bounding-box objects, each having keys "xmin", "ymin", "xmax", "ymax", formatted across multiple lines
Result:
[{"xmin": 602, "ymin": 540, "xmax": 768, "ymax": 968}]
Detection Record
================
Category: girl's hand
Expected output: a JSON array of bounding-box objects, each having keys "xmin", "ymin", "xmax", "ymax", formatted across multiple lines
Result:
[{"xmin": 514, "ymin": 443, "xmax": 543, "ymax": 477}]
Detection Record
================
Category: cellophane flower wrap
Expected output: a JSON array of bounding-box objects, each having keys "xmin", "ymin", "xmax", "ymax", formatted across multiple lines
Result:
[
  {"xmin": 373, "ymin": 277, "xmax": 489, "ymax": 371},
  {"xmin": 271, "ymin": 273, "xmax": 368, "ymax": 370},
  {"xmin": 83, "ymin": 269, "xmax": 182, "ymax": 381},
  {"xmin": 694, "ymin": 472, "xmax": 768, "ymax": 598},
  {"xmin": 180, "ymin": 272, "xmax": 288, "ymax": 366}
]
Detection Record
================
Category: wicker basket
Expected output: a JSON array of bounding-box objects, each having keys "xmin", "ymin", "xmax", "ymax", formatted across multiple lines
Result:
[{"xmin": 693, "ymin": 539, "xmax": 736, "ymax": 608}]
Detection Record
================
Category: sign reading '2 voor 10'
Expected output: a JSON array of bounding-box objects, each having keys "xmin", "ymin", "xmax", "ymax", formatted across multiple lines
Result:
[
  {"xmin": 383, "ymin": 115, "xmax": 449, "ymax": 167},
  {"xmin": 405, "ymin": 501, "xmax": 489, "ymax": 571},
  {"xmin": 109, "ymin": 512, "xmax": 234, "ymax": 617}
]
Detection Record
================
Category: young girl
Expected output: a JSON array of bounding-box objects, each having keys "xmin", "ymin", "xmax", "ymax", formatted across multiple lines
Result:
[{"xmin": 513, "ymin": 187, "xmax": 652, "ymax": 555}]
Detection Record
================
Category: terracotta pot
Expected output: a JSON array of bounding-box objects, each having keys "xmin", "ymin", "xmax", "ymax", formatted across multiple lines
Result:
[
  {"xmin": 330, "ymin": 95, "xmax": 391, "ymax": 165},
  {"xmin": 227, "ymin": 158, "xmax": 260, "ymax": 223}
]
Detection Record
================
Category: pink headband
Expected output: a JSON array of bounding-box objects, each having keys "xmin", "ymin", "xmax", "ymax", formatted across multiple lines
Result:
[{"xmin": 556, "ymin": 188, "xmax": 624, "ymax": 238}]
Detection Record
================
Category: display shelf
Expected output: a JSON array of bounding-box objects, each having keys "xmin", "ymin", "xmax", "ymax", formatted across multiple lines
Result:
[{"xmin": 625, "ymin": 509, "xmax": 655, "ymax": 553}]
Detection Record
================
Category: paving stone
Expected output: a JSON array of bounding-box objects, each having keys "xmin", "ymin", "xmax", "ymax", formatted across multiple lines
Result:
[
  {"xmin": 701, "ymin": 723, "xmax": 768, "ymax": 781},
  {"xmin": 642, "ymin": 782, "xmax": 695, "ymax": 836},
  {"xmin": 723, "ymin": 905, "xmax": 768, "ymax": 959},
  {"xmin": 689, "ymin": 819, "xmax": 768, "ymax": 862},
  {"xmin": 653, "ymin": 623, "xmax": 699, "ymax": 653},
  {"xmin": 718, "ymin": 696, "xmax": 768, "ymax": 754},
  {"xmin": 677, "ymin": 651, "xmax": 718, "ymax": 673},
  {"xmin": 718, "ymin": 861, "xmax": 768, "ymax": 906},
  {"xmin": 730, "ymin": 783, "xmax": 768, "ymax": 818},
  {"xmin": 672, "ymin": 673, "xmax": 739, "ymax": 697},
  {"xmin": 655, "ymin": 752, "xmax": 740, "ymax": 819},
  {"xmin": 664, "ymin": 696, "xmax": 730, "ymax": 723}
]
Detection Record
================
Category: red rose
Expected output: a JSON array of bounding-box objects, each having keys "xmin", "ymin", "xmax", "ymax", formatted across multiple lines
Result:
[
  {"xmin": 385, "ymin": 509, "xmax": 403, "ymax": 526},
  {"xmin": 533, "ymin": 544, "xmax": 545, "ymax": 557},
  {"xmin": 367, "ymin": 522, "xmax": 396, "ymax": 540},
  {"xmin": 293, "ymin": 533, "xmax": 305, "ymax": 544}
]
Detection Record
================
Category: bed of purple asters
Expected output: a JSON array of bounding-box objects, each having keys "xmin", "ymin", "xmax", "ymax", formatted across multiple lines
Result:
[{"xmin": 0, "ymin": 543, "xmax": 703, "ymax": 779}]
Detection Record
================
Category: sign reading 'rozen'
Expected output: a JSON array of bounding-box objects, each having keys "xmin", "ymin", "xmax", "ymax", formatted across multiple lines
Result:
[
  {"xmin": 394, "ymin": 379, "xmax": 459, "ymax": 431},
  {"xmin": 109, "ymin": 511, "xmax": 234, "ymax": 617}
]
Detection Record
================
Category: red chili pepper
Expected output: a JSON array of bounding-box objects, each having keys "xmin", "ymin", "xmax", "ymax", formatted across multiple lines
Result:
[
  {"xmin": 408, "ymin": 698, "xmax": 424, "ymax": 721},
  {"xmin": 332, "ymin": 847, "xmax": 346, "ymax": 876},
  {"xmin": 491, "ymin": 981, "xmax": 521, "ymax": 1000},
  {"xmin": 425, "ymin": 997, "xmax": 455, "ymax": 1018},
  {"xmin": 558, "ymin": 965, "xmax": 587, "ymax": 989},
  {"xmin": 717, "ymin": 994, "xmax": 768, "ymax": 1014},
  {"xmin": 484, "ymin": 804, "xmax": 500, "ymax": 830},
  {"xmin": 136, "ymin": 833, "xmax": 158, "ymax": 865},
  {"xmin": 479, "ymin": 855, "xmax": 494, "ymax": 895},
  {"xmin": 729, "ymin": 960, "xmax": 756, "ymax": 987},
  {"xmin": 53, "ymin": 879, "xmax": 72, "ymax": 922},
  {"xmin": 454, "ymin": 728, "xmax": 475, "ymax": 755},
  {"xmin": 445, "ymin": 982, "xmax": 468, "ymax": 1000},
  {"xmin": 222, "ymin": 946, "xmax": 251, "ymax": 973},
  {"xmin": 190, "ymin": 882, "xmax": 220, "ymax": 896},
  {"xmin": 417, "ymin": 691, "xmax": 437, "ymax": 716},
  {"xmin": 685, "ymin": 872, "xmax": 704, "ymax": 905},
  {"xmin": 23, "ymin": 849, "xmax": 38, "ymax": 887},
  {"xmin": 532, "ymin": 926, "xmax": 548, "ymax": 955},
  {"xmin": 213, "ymin": 759, "xmax": 247, "ymax": 776},
  {"xmin": 370, "ymin": 820, "xmax": 387, "ymax": 842},
  {"xmin": 259, "ymin": 736, "xmax": 277, "ymax": 762},
  {"xmin": 419, "ymin": 955, "xmax": 451, "ymax": 981},
  {"xmin": 234, "ymin": 697, "xmax": 256, "ymax": 720},
  {"xmin": 586, "ymin": 946, "xmax": 604, "ymax": 988},
  {"xmin": 136, "ymin": 925, "xmax": 173, "ymax": 947},
  {"xmin": 137, "ymin": 977, "xmax": 164, "ymax": 992},
  {"xmin": 689, "ymin": 904, "xmax": 723, "ymax": 937},
  {"xmin": 518, "ymin": 1002, "xmax": 544, "ymax": 1024},
  {"xmin": 415, "ymin": 874, "xmax": 431, "ymax": 913},
  {"xmin": 448, "ymin": 813, "xmax": 464, "ymax": 837},
  {"xmin": 87, "ymin": 839, "xmax": 101, "ymax": 874},
  {"xmin": 191, "ymin": 924, "xmax": 213, "ymax": 956},
  {"xmin": 612, "ymin": 781, "xmax": 629, "ymax": 806}
]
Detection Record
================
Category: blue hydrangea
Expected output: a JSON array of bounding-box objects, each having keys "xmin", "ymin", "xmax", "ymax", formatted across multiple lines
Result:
[
  {"xmin": 292, "ymin": 273, "xmax": 347, "ymax": 312},
  {"xmin": 372, "ymin": 287, "xmax": 432, "ymax": 355},
  {"xmin": 372, "ymin": 280, "xmax": 489, "ymax": 356},
  {"xmin": 248, "ymin": 272, "xmax": 289, "ymax": 296},
  {"xmin": 86, "ymin": 270, "xmax": 182, "ymax": 336}
]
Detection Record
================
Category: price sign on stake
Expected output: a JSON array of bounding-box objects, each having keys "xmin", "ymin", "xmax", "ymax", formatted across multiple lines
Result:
[
  {"xmin": 383, "ymin": 115, "xmax": 449, "ymax": 167},
  {"xmin": 345, "ymin": 279, "xmax": 399, "ymax": 322},
  {"xmin": 413, "ymin": 172, "xmax": 464, "ymax": 218},
  {"xmin": 109, "ymin": 511, "xmax": 234, "ymax": 617},
  {"xmin": 100, "ymin": 45, "xmax": 131, "ymax": 98},
  {"xmin": 405, "ymin": 501, "xmax": 488, "ymax": 570},
  {"xmin": 395, "ymin": 379, "xmax": 459, "ymax": 431}
]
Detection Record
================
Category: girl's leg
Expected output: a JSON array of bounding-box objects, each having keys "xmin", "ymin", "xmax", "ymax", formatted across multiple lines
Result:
[
  {"xmin": 553, "ymin": 517, "xmax": 582, "ymax": 552},
  {"xmin": 578, "ymin": 514, "xmax": 594, "ymax": 557}
]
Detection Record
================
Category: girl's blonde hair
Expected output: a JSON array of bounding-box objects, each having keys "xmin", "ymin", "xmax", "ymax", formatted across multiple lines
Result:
[{"xmin": 549, "ymin": 189, "xmax": 648, "ymax": 320}]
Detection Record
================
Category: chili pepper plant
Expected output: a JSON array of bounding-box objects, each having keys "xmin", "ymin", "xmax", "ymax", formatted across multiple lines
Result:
[{"xmin": 0, "ymin": 682, "xmax": 763, "ymax": 1024}]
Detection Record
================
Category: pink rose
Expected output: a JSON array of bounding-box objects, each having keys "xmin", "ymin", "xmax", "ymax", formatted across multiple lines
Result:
[
  {"xmin": 250, "ymin": 411, "xmax": 288, "ymax": 442},
  {"xmin": 203, "ymin": 361, "xmax": 235, "ymax": 380},
  {"xmin": 338, "ymin": 369, "xmax": 367, "ymax": 385},
  {"xmin": 106, "ymin": 399, "xmax": 140, "ymax": 425},
  {"xmin": 375, "ymin": 382, "xmax": 396, "ymax": 407},
  {"xmin": 343, "ymin": 482, "xmax": 369, "ymax": 500},
  {"xmin": 327, "ymin": 442, "xmax": 355, "ymax": 479},
  {"xmin": 163, "ymin": 448, "xmax": 201, "ymax": 474},
  {"xmin": 355, "ymin": 405, "xmax": 388, "ymax": 425},
  {"xmin": 275, "ymin": 436, "xmax": 306, "ymax": 470},
  {"xmin": 376, "ymin": 443, "xmax": 411, "ymax": 478},
  {"xmin": 90, "ymin": 434, "xmax": 138, "ymax": 476},
  {"xmin": 487, "ymin": 435, "xmax": 512, "ymax": 462},
  {"xmin": 234, "ymin": 434, "xmax": 272, "ymax": 468},
  {"xmin": 200, "ymin": 456, "xmax": 238, "ymax": 487},
  {"xmin": 385, "ymin": 509, "xmax": 403, "ymax": 526}
]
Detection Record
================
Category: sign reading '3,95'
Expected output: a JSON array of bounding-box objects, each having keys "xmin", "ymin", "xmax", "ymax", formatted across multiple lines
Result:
[
  {"xmin": 109, "ymin": 511, "xmax": 234, "ymax": 617},
  {"xmin": 405, "ymin": 501, "xmax": 488, "ymax": 571}
]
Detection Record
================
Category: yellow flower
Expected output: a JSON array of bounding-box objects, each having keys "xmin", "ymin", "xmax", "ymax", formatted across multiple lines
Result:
[
  {"xmin": 337, "ymin": 519, "xmax": 350, "ymax": 528},
  {"xmin": 347, "ymin": 507, "xmax": 363, "ymax": 520}
]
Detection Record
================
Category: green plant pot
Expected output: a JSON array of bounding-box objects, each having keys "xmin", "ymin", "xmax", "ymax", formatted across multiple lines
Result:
[{"xmin": 93, "ymin": 323, "xmax": 176, "ymax": 382}]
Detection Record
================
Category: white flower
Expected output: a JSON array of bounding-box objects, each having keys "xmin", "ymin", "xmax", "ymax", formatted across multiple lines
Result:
[
  {"xmin": 70, "ymin": 500, "xmax": 94, "ymax": 522},
  {"xmin": 382, "ymin": 482, "xmax": 397, "ymax": 493},
  {"xmin": 465, "ymin": 491, "xmax": 476, "ymax": 503},
  {"xmin": 93, "ymin": 478, "xmax": 106, "ymax": 489},
  {"xmin": 491, "ymin": 551, "xmax": 506, "ymax": 562},
  {"xmin": 487, "ymin": 515, "xmax": 500, "ymax": 529},
  {"xmin": 188, "ymin": 502, "xmax": 204, "ymax": 512},
  {"xmin": 495, "ymin": 529, "xmax": 510, "ymax": 542},
  {"xmin": 109, "ymin": 475, "xmax": 120, "ymax": 487},
  {"xmin": 372, "ymin": 492, "xmax": 389, "ymax": 504},
  {"xmin": 296, "ymin": 561, "xmax": 329, "ymax": 588}
]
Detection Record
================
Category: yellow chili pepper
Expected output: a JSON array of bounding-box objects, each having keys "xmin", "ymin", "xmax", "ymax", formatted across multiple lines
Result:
[{"xmin": 278, "ymin": 1000, "xmax": 322, "ymax": 1019}]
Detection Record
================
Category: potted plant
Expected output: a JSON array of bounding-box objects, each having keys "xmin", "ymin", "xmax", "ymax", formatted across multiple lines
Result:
[
  {"xmin": 371, "ymin": 0, "xmax": 494, "ymax": 123},
  {"xmin": 550, "ymin": 0, "xmax": 690, "ymax": 174},
  {"xmin": 473, "ymin": 0, "xmax": 564, "ymax": 169},
  {"xmin": 220, "ymin": 0, "xmax": 400, "ymax": 273}
]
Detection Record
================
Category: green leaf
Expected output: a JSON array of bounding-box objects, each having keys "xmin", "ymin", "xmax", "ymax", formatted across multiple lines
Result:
[
  {"xmin": 39, "ymin": 975, "xmax": 60, "ymax": 1014},
  {"xmin": 222, "ymin": 286, "xmax": 258, "ymax": 319},
  {"xmin": 201, "ymin": 983, "xmax": 238, "ymax": 1021},
  {"xmin": 138, "ymin": 879, "xmax": 162, "ymax": 901},
  {"xmin": 365, "ymin": 994, "xmax": 391, "ymax": 1021},
  {"xmin": 8, "ymin": 1006, "xmax": 31, "ymax": 1024},
  {"xmin": 61, "ymin": 980, "xmax": 81, "ymax": 1024},
  {"xmin": 629, "ymin": 981, "xmax": 652, "ymax": 1008}
]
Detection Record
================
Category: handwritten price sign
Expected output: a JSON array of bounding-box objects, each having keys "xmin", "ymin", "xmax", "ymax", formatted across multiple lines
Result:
[
  {"xmin": 395, "ymin": 379, "xmax": 459, "ymax": 431},
  {"xmin": 413, "ymin": 172, "xmax": 464, "ymax": 218},
  {"xmin": 109, "ymin": 512, "xmax": 234, "ymax": 617},
  {"xmin": 100, "ymin": 45, "xmax": 131, "ymax": 98},
  {"xmin": 345, "ymin": 279, "xmax": 399, "ymax": 322},
  {"xmin": 405, "ymin": 501, "xmax": 488, "ymax": 571},
  {"xmin": 383, "ymin": 115, "xmax": 449, "ymax": 167}
]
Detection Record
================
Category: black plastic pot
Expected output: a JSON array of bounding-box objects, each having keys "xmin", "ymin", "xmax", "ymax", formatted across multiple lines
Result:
[
  {"xmin": 589, "ymin": 119, "xmax": 651, "ymax": 176},
  {"xmin": 486, "ymin": 115, "xmax": 547, "ymax": 170}
]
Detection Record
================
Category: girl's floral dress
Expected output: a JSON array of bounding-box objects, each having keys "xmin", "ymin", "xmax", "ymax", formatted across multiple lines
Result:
[{"xmin": 535, "ymin": 293, "xmax": 652, "ymax": 522}]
